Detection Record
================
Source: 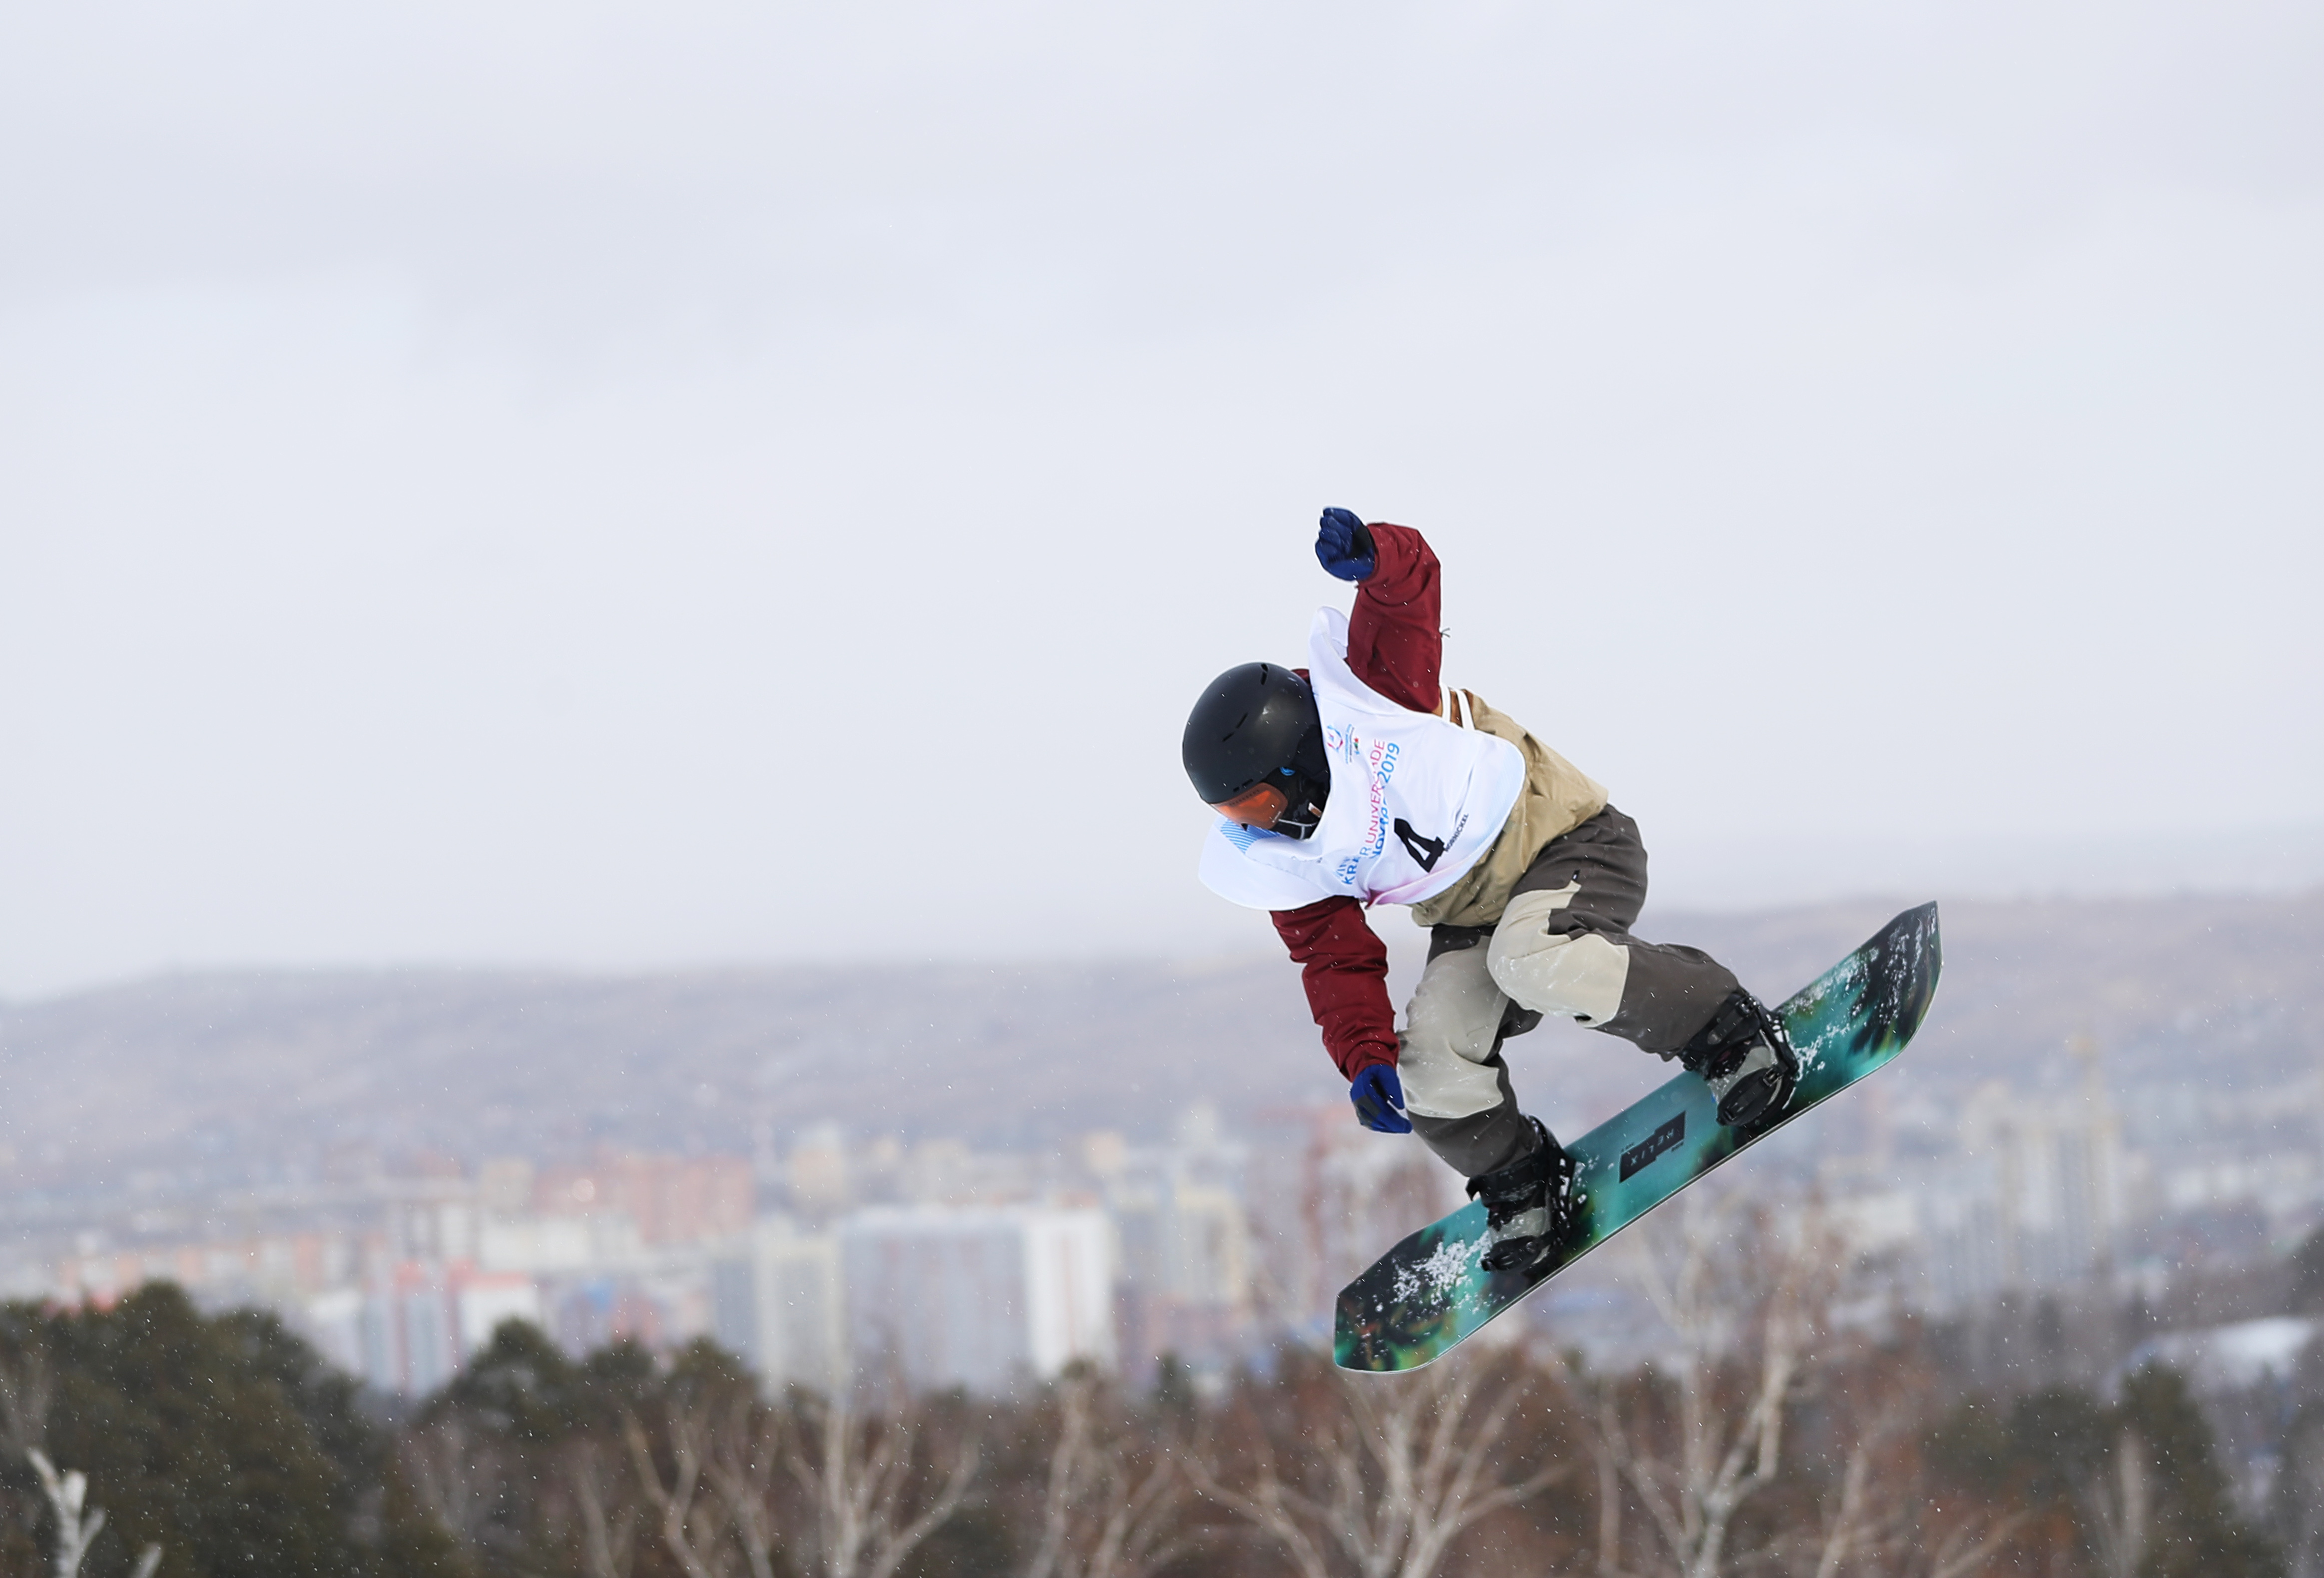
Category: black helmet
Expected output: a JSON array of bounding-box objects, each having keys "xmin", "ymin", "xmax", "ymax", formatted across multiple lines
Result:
[{"xmin": 1182, "ymin": 662, "xmax": 1332, "ymax": 839}]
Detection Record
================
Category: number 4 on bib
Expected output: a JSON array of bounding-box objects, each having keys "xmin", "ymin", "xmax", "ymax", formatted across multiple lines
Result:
[{"xmin": 1392, "ymin": 819, "xmax": 1448, "ymax": 872}]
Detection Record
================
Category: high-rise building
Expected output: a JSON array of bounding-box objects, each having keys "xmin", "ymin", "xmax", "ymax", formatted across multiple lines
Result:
[
  {"xmin": 712, "ymin": 1215, "xmax": 846, "ymax": 1392},
  {"xmin": 532, "ymin": 1150, "xmax": 754, "ymax": 1245},
  {"xmin": 786, "ymin": 1124, "xmax": 852, "ymax": 1219},
  {"xmin": 1106, "ymin": 1113, "xmax": 1253, "ymax": 1375},
  {"xmin": 1930, "ymin": 1065, "xmax": 2128, "ymax": 1304},
  {"xmin": 319, "ymin": 1263, "xmax": 543, "ymax": 1395},
  {"xmin": 839, "ymin": 1205, "xmax": 1113, "ymax": 1392}
]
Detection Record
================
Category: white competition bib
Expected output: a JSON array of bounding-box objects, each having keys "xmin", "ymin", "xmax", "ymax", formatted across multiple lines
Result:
[{"xmin": 1198, "ymin": 607, "xmax": 1526, "ymax": 912}]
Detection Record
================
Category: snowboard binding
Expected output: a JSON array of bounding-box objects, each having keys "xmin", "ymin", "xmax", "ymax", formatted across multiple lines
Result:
[
  {"xmin": 1680, "ymin": 989, "xmax": 1799, "ymax": 1128},
  {"xmin": 1467, "ymin": 1117, "xmax": 1583, "ymax": 1275}
]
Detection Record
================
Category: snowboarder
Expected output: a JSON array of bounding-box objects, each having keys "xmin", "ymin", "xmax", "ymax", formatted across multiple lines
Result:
[{"xmin": 1182, "ymin": 509, "xmax": 1799, "ymax": 1276}]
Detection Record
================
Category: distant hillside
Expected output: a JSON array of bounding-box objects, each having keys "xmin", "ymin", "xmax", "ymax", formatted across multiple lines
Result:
[
  {"xmin": 1664, "ymin": 888, "xmax": 2324, "ymax": 1093},
  {"xmin": 1, "ymin": 889, "xmax": 2317, "ymax": 1191}
]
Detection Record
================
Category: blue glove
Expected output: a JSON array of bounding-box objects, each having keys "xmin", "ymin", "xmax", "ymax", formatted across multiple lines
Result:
[
  {"xmin": 1349, "ymin": 1064, "xmax": 1412, "ymax": 1133},
  {"xmin": 1315, "ymin": 507, "xmax": 1376, "ymax": 581}
]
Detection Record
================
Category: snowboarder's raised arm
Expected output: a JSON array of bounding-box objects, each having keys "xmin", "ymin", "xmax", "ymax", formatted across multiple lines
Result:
[
  {"xmin": 1341, "ymin": 519, "xmax": 1443, "ymax": 713},
  {"xmin": 1269, "ymin": 894, "xmax": 1398, "ymax": 1080},
  {"xmin": 1251, "ymin": 510, "xmax": 1447, "ymax": 1096}
]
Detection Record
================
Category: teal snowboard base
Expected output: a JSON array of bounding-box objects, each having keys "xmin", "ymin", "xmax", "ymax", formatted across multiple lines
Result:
[{"xmin": 1334, "ymin": 903, "xmax": 1942, "ymax": 1373}]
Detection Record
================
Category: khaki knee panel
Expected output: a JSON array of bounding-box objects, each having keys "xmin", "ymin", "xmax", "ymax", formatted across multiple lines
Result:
[
  {"xmin": 1487, "ymin": 885, "xmax": 1631, "ymax": 1027},
  {"xmin": 1397, "ymin": 942, "xmax": 1510, "ymax": 1121}
]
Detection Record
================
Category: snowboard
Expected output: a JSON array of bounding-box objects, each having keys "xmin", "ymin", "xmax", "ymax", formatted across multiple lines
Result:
[{"xmin": 1334, "ymin": 902, "xmax": 1942, "ymax": 1374}]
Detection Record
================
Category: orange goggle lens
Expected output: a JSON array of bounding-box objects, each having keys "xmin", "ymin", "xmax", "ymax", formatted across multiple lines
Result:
[{"xmin": 1210, "ymin": 782, "xmax": 1290, "ymax": 829}]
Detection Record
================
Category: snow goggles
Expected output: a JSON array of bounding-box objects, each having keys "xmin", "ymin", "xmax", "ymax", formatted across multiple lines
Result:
[{"xmin": 1209, "ymin": 781, "xmax": 1290, "ymax": 830}]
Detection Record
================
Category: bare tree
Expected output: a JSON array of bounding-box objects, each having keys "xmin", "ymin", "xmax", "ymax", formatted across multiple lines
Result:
[
  {"xmin": 702, "ymin": 1395, "xmax": 785, "ymax": 1578},
  {"xmin": 1569, "ymin": 1193, "xmax": 1831, "ymax": 1578},
  {"xmin": 1189, "ymin": 1347, "xmax": 1572, "ymax": 1578},
  {"xmin": 27, "ymin": 1450, "xmax": 161, "ymax": 1578},
  {"xmin": 779, "ymin": 1384, "xmax": 979, "ymax": 1578},
  {"xmin": 624, "ymin": 1406, "xmax": 742, "ymax": 1578},
  {"xmin": 1571, "ymin": 1192, "xmax": 2022, "ymax": 1578},
  {"xmin": 1777, "ymin": 1396, "xmax": 2021, "ymax": 1578},
  {"xmin": 566, "ymin": 1438, "xmax": 642, "ymax": 1578},
  {"xmin": 1019, "ymin": 1367, "xmax": 1206, "ymax": 1578},
  {"xmin": 2077, "ymin": 1428, "xmax": 2152, "ymax": 1578},
  {"xmin": 1801, "ymin": 1411, "xmax": 1879, "ymax": 1578},
  {"xmin": 1908, "ymin": 1514, "xmax": 2031, "ymax": 1578}
]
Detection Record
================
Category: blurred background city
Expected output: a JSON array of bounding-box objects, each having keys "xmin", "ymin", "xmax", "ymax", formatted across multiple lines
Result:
[
  {"xmin": 4, "ymin": 890, "xmax": 2321, "ymax": 1392},
  {"xmin": 5, "ymin": 893, "xmax": 2323, "ymax": 1493}
]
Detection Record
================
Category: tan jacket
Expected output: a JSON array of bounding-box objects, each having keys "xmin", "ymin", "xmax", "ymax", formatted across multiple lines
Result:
[{"xmin": 1407, "ymin": 688, "xmax": 1608, "ymax": 929}]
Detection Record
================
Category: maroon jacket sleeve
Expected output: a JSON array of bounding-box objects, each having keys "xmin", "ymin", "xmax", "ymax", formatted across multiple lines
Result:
[
  {"xmin": 1271, "ymin": 897, "xmax": 1398, "ymax": 1079},
  {"xmin": 1267, "ymin": 522, "xmax": 1447, "ymax": 1081},
  {"xmin": 1343, "ymin": 522, "xmax": 1443, "ymax": 713}
]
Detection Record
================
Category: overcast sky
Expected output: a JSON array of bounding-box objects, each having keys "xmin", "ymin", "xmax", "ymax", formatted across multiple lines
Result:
[{"xmin": 2, "ymin": 0, "xmax": 2319, "ymax": 995}]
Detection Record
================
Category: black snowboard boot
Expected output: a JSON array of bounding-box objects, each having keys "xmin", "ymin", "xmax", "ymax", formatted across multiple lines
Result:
[
  {"xmin": 1466, "ymin": 1116, "xmax": 1581, "ymax": 1275},
  {"xmin": 1679, "ymin": 989, "xmax": 1799, "ymax": 1127}
]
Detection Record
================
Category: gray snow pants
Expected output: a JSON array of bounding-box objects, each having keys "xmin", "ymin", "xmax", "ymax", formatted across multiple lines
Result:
[{"xmin": 1400, "ymin": 805, "xmax": 1741, "ymax": 1177}]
